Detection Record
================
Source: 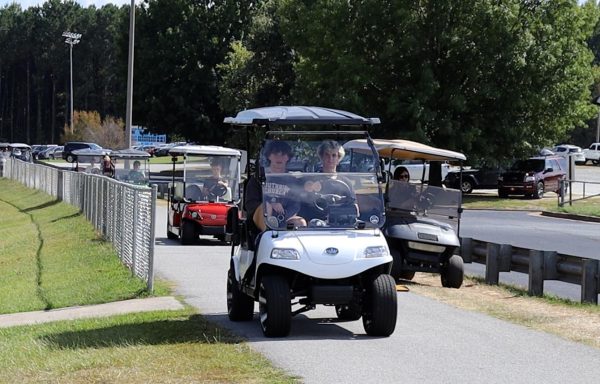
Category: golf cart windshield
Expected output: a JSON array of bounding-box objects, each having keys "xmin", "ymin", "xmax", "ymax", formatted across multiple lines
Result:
[
  {"xmin": 259, "ymin": 132, "xmax": 385, "ymax": 230},
  {"xmin": 344, "ymin": 138, "xmax": 464, "ymax": 226},
  {"xmin": 181, "ymin": 152, "xmax": 240, "ymax": 203}
]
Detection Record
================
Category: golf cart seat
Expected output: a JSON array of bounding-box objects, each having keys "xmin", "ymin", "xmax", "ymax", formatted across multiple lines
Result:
[{"xmin": 185, "ymin": 184, "xmax": 204, "ymax": 201}]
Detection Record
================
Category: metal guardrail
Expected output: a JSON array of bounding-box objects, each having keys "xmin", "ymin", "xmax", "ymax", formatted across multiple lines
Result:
[
  {"xmin": 3, "ymin": 157, "xmax": 156, "ymax": 291},
  {"xmin": 461, "ymin": 237, "xmax": 599, "ymax": 304}
]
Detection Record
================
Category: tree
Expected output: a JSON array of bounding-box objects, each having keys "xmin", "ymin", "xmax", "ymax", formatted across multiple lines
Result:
[{"xmin": 278, "ymin": 0, "xmax": 599, "ymax": 164}]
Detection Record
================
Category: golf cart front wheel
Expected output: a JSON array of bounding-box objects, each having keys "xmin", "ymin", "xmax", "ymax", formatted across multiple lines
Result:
[
  {"xmin": 362, "ymin": 274, "xmax": 397, "ymax": 337},
  {"xmin": 441, "ymin": 255, "xmax": 464, "ymax": 288},
  {"xmin": 227, "ymin": 264, "xmax": 254, "ymax": 321},
  {"xmin": 259, "ymin": 275, "xmax": 291, "ymax": 337},
  {"xmin": 180, "ymin": 221, "xmax": 197, "ymax": 245}
]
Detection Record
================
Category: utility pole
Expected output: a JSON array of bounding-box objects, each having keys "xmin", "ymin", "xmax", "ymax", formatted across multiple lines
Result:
[
  {"xmin": 62, "ymin": 31, "xmax": 81, "ymax": 134},
  {"xmin": 125, "ymin": 0, "xmax": 135, "ymax": 148}
]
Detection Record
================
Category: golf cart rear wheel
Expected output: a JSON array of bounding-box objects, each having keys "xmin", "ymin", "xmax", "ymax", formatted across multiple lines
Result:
[
  {"xmin": 362, "ymin": 274, "xmax": 397, "ymax": 337},
  {"xmin": 441, "ymin": 255, "xmax": 464, "ymax": 288},
  {"xmin": 227, "ymin": 264, "xmax": 254, "ymax": 321},
  {"xmin": 259, "ymin": 275, "xmax": 291, "ymax": 337},
  {"xmin": 335, "ymin": 303, "xmax": 362, "ymax": 321},
  {"xmin": 180, "ymin": 221, "xmax": 197, "ymax": 245}
]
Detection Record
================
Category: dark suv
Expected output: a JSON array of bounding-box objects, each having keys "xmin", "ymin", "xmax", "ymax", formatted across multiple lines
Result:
[
  {"xmin": 62, "ymin": 142, "xmax": 102, "ymax": 163},
  {"xmin": 444, "ymin": 165, "xmax": 504, "ymax": 193},
  {"xmin": 497, "ymin": 156, "xmax": 566, "ymax": 199}
]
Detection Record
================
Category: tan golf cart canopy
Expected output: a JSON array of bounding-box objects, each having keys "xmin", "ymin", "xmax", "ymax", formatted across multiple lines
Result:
[
  {"xmin": 344, "ymin": 139, "xmax": 466, "ymax": 162},
  {"xmin": 169, "ymin": 145, "xmax": 241, "ymax": 157}
]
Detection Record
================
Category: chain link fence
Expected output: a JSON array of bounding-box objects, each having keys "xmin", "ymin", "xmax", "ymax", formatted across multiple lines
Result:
[{"xmin": 2, "ymin": 157, "xmax": 156, "ymax": 291}]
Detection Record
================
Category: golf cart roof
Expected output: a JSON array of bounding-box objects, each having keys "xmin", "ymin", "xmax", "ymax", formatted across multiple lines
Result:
[
  {"xmin": 9, "ymin": 143, "xmax": 31, "ymax": 149},
  {"xmin": 72, "ymin": 148, "xmax": 111, "ymax": 157},
  {"xmin": 345, "ymin": 139, "xmax": 466, "ymax": 162},
  {"xmin": 223, "ymin": 106, "xmax": 381, "ymax": 126},
  {"xmin": 169, "ymin": 145, "xmax": 241, "ymax": 157},
  {"xmin": 110, "ymin": 148, "xmax": 151, "ymax": 159}
]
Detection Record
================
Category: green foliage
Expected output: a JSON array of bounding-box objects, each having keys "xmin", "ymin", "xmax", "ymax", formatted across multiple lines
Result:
[{"xmin": 279, "ymin": 0, "xmax": 600, "ymax": 164}]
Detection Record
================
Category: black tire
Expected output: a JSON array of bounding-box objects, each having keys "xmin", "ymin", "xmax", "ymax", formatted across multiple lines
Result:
[
  {"xmin": 66, "ymin": 154, "xmax": 75, "ymax": 163},
  {"xmin": 166, "ymin": 230, "xmax": 178, "ymax": 240},
  {"xmin": 362, "ymin": 274, "xmax": 397, "ymax": 337},
  {"xmin": 180, "ymin": 220, "xmax": 197, "ymax": 245},
  {"xmin": 259, "ymin": 275, "xmax": 291, "ymax": 337},
  {"xmin": 335, "ymin": 303, "xmax": 362, "ymax": 321},
  {"xmin": 592, "ymin": 159, "xmax": 599, "ymax": 165},
  {"xmin": 461, "ymin": 179, "xmax": 474, "ymax": 194},
  {"xmin": 441, "ymin": 255, "xmax": 464, "ymax": 288},
  {"xmin": 389, "ymin": 247, "xmax": 417, "ymax": 281},
  {"xmin": 389, "ymin": 247, "xmax": 403, "ymax": 281},
  {"xmin": 533, "ymin": 181, "xmax": 544, "ymax": 199},
  {"xmin": 398, "ymin": 270, "xmax": 416, "ymax": 281},
  {"xmin": 227, "ymin": 264, "xmax": 254, "ymax": 321}
]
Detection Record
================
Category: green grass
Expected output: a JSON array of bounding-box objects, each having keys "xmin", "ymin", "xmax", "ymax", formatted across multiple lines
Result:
[
  {"xmin": 0, "ymin": 178, "xmax": 168, "ymax": 313},
  {"xmin": 0, "ymin": 178, "xmax": 297, "ymax": 382},
  {"xmin": 0, "ymin": 308, "xmax": 297, "ymax": 383},
  {"xmin": 462, "ymin": 193, "xmax": 600, "ymax": 217}
]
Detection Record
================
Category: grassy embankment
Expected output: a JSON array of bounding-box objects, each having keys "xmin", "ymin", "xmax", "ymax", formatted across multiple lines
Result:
[{"xmin": 0, "ymin": 178, "xmax": 296, "ymax": 383}]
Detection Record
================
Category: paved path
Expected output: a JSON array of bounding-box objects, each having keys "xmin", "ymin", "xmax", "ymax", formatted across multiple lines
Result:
[{"xmin": 0, "ymin": 297, "xmax": 183, "ymax": 328}]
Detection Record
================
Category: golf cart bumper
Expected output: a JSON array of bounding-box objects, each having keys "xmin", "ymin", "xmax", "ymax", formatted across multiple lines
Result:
[{"xmin": 256, "ymin": 229, "xmax": 392, "ymax": 279}]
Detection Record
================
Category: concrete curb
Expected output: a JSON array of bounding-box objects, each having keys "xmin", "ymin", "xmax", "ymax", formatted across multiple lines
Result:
[
  {"xmin": 0, "ymin": 296, "xmax": 184, "ymax": 328},
  {"xmin": 540, "ymin": 210, "xmax": 600, "ymax": 223}
]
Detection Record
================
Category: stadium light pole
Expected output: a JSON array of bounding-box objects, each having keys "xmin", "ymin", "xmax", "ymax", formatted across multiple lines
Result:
[
  {"xmin": 62, "ymin": 31, "xmax": 81, "ymax": 134},
  {"xmin": 125, "ymin": 0, "xmax": 135, "ymax": 149}
]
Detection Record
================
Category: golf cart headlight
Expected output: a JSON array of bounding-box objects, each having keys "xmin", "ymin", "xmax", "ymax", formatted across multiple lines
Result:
[
  {"xmin": 190, "ymin": 211, "xmax": 200, "ymax": 219},
  {"xmin": 363, "ymin": 246, "xmax": 388, "ymax": 258},
  {"xmin": 408, "ymin": 241, "xmax": 446, "ymax": 253},
  {"xmin": 271, "ymin": 248, "xmax": 300, "ymax": 260}
]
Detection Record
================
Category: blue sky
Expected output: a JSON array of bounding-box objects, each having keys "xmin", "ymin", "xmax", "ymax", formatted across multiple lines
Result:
[{"xmin": 0, "ymin": 1, "xmax": 140, "ymax": 9}]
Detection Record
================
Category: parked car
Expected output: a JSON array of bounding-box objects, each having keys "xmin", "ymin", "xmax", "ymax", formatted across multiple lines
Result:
[
  {"xmin": 583, "ymin": 143, "xmax": 600, "ymax": 165},
  {"xmin": 39, "ymin": 145, "xmax": 63, "ymax": 160},
  {"xmin": 444, "ymin": 165, "xmax": 504, "ymax": 194},
  {"xmin": 552, "ymin": 144, "xmax": 586, "ymax": 165},
  {"xmin": 62, "ymin": 142, "xmax": 102, "ymax": 163},
  {"xmin": 497, "ymin": 156, "xmax": 567, "ymax": 199},
  {"xmin": 33, "ymin": 144, "xmax": 57, "ymax": 160}
]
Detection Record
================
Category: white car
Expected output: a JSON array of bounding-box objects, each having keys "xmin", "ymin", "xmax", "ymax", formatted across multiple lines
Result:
[{"xmin": 552, "ymin": 144, "xmax": 586, "ymax": 165}]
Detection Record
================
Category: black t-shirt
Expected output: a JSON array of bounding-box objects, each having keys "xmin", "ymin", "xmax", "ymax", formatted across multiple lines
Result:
[{"xmin": 245, "ymin": 174, "xmax": 301, "ymax": 220}]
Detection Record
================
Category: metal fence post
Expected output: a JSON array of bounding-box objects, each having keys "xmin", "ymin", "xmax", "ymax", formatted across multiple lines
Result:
[{"xmin": 529, "ymin": 250, "xmax": 544, "ymax": 297}]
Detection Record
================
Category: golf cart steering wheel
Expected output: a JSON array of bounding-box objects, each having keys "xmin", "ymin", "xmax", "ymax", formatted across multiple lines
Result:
[
  {"xmin": 313, "ymin": 179, "xmax": 354, "ymax": 212},
  {"xmin": 208, "ymin": 183, "xmax": 228, "ymax": 199}
]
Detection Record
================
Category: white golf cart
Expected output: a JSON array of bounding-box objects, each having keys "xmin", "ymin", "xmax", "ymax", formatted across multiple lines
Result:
[
  {"xmin": 345, "ymin": 139, "xmax": 466, "ymax": 288},
  {"xmin": 224, "ymin": 106, "xmax": 397, "ymax": 337},
  {"xmin": 110, "ymin": 148, "xmax": 152, "ymax": 185},
  {"xmin": 167, "ymin": 145, "xmax": 242, "ymax": 245}
]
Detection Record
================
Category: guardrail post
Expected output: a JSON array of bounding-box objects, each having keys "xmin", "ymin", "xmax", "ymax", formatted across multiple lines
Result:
[
  {"xmin": 582, "ymin": 259, "xmax": 599, "ymax": 304},
  {"xmin": 529, "ymin": 250, "xmax": 544, "ymax": 297},
  {"xmin": 499, "ymin": 244, "xmax": 512, "ymax": 272},
  {"xmin": 485, "ymin": 243, "xmax": 500, "ymax": 285},
  {"xmin": 460, "ymin": 237, "xmax": 473, "ymax": 263},
  {"xmin": 543, "ymin": 251, "xmax": 558, "ymax": 280}
]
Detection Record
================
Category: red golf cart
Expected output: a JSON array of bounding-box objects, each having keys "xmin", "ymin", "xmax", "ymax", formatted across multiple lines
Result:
[{"xmin": 167, "ymin": 145, "xmax": 242, "ymax": 245}]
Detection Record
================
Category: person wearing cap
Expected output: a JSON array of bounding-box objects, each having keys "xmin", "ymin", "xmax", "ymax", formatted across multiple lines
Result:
[
  {"xmin": 245, "ymin": 140, "xmax": 306, "ymax": 231},
  {"xmin": 203, "ymin": 157, "xmax": 229, "ymax": 199}
]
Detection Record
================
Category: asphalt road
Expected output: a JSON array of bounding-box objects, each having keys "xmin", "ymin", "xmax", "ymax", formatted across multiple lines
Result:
[{"xmin": 153, "ymin": 201, "xmax": 600, "ymax": 383}]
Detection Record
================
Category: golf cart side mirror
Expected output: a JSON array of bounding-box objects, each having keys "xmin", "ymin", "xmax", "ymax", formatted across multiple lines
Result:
[{"xmin": 226, "ymin": 206, "xmax": 241, "ymax": 245}]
